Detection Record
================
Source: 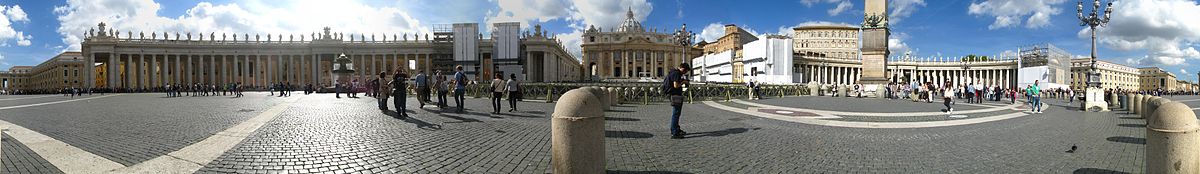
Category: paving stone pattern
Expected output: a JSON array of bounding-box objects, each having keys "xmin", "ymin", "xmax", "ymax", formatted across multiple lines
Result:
[
  {"xmin": 2, "ymin": 133, "xmax": 65, "ymax": 174},
  {"xmin": 0, "ymin": 93, "xmax": 288, "ymax": 166},
  {"xmin": 0, "ymin": 93, "xmax": 1182, "ymax": 173}
]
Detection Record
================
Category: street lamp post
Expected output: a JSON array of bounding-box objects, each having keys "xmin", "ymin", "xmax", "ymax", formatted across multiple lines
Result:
[{"xmin": 1077, "ymin": 0, "xmax": 1113, "ymax": 111}]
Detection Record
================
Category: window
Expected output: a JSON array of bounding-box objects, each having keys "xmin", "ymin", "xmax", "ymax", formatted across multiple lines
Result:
[
  {"xmin": 613, "ymin": 52, "xmax": 622, "ymax": 62},
  {"xmin": 614, "ymin": 67, "xmax": 622, "ymax": 77}
]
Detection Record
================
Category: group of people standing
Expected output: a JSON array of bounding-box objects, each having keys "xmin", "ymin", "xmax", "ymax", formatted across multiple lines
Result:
[
  {"xmin": 372, "ymin": 65, "xmax": 521, "ymax": 117},
  {"xmin": 162, "ymin": 82, "xmax": 250, "ymax": 98}
]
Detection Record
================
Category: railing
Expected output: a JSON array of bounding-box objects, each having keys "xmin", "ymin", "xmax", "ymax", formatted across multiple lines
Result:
[{"xmin": 462, "ymin": 83, "xmax": 812, "ymax": 104}]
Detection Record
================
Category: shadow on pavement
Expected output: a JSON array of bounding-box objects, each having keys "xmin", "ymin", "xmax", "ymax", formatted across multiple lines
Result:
[
  {"xmin": 606, "ymin": 109, "xmax": 635, "ymax": 113},
  {"xmin": 607, "ymin": 170, "xmax": 693, "ymax": 174},
  {"xmin": 383, "ymin": 110, "xmax": 443, "ymax": 130},
  {"xmin": 1116, "ymin": 124, "xmax": 1145, "ymax": 128},
  {"xmin": 605, "ymin": 130, "xmax": 654, "ymax": 139},
  {"xmin": 1072, "ymin": 168, "xmax": 1130, "ymax": 174},
  {"xmin": 437, "ymin": 113, "xmax": 483, "ymax": 123},
  {"xmin": 605, "ymin": 117, "xmax": 641, "ymax": 121},
  {"xmin": 1106, "ymin": 136, "xmax": 1146, "ymax": 145},
  {"xmin": 494, "ymin": 112, "xmax": 543, "ymax": 118},
  {"xmin": 683, "ymin": 128, "xmax": 758, "ymax": 139}
]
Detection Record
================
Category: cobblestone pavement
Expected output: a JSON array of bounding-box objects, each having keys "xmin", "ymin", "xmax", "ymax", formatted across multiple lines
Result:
[
  {"xmin": 0, "ymin": 93, "xmax": 288, "ymax": 166},
  {"xmin": 2, "ymin": 93, "xmax": 1192, "ymax": 173},
  {"xmin": 2, "ymin": 134, "xmax": 64, "ymax": 174}
]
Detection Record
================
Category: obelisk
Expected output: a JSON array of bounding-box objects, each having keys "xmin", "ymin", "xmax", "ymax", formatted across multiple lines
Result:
[{"xmin": 858, "ymin": 0, "xmax": 889, "ymax": 85}]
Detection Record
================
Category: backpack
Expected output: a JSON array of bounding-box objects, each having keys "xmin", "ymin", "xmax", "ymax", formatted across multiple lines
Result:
[{"xmin": 661, "ymin": 82, "xmax": 671, "ymax": 95}]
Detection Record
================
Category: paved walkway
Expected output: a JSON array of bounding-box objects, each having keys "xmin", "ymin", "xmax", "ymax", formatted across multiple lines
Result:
[{"xmin": 0, "ymin": 93, "xmax": 1182, "ymax": 173}]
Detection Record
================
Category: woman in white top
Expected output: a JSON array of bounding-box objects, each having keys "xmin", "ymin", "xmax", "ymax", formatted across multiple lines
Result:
[
  {"xmin": 943, "ymin": 82, "xmax": 955, "ymax": 114},
  {"xmin": 505, "ymin": 73, "xmax": 521, "ymax": 112}
]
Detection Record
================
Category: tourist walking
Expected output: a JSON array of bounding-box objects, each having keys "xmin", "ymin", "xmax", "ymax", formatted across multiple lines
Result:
[
  {"xmin": 415, "ymin": 71, "xmax": 429, "ymax": 108},
  {"xmin": 1028, "ymin": 80, "xmax": 1042, "ymax": 113},
  {"xmin": 664, "ymin": 63, "xmax": 690, "ymax": 139},
  {"xmin": 350, "ymin": 79, "xmax": 359, "ymax": 98},
  {"xmin": 391, "ymin": 69, "xmax": 410, "ymax": 117},
  {"xmin": 453, "ymin": 65, "xmax": 467, "ymax": 113},
  {"xmin": 506, "ymin": 74, "xmax": 521, "ymax": 112},
  {"xmin": 974, "ymin": 82, "xmax": 983, "ymax": 103},
  {"xmin": 490, "ymin": 74, "xmax": 505, "ymax": 114},
  {"xmin": 435, "ymin": 71, "xmax": 449, "ymax": 108},
  {"xmin": 335, "ymin": 83, "xmax": 343, "ymax": 98},
  {"xmin": 943, "ymin": 81, "xmax": 955, "ymax": 114},
  {"xmin": 376, "ymin": 71, "xmax": 391, "ymax": 110}
]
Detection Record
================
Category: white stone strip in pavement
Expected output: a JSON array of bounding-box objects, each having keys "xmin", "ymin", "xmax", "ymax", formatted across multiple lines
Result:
[
  {"xmin": 731, "ymin": 99, "xmax": 1021, "ymax": 117},
  {"xmin": 1174, "ymin": 98, "xmax": 1200, "ymax": 102},
  {"xmin": 0, "ymin": 95, "xmax": 58, "ymax": 101},
  {"xmin": 0, "ymin": 95, "xmax": 118, "ymax": 110},
  {"xmin": 0, "ymin": 94, "xmax": 124, "ymax": 174},
  {"xmin": 108, "ymin": 96, "xmax": 301, "ymax": 174},
  {"xmin": 704, "ymin": 101, "xmax": 1037, "ymax": 129}
]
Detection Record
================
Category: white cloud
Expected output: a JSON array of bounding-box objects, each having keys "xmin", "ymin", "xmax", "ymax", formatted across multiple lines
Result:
[
  {"xmin": 772, "ymin": 21, "xmax": 857, "ymax": 38},
  {"xmin": 699, "ymin": 23, "xmax": 724, "ymax": 43},
  {"xmin": 0, "ymin": 4, "xmax": 29, "ymax": 47},
  {"xmin": 1091, "ymin": 0, "xmax": 1200, "ymax": 66},
  {"xmin": 889, "ymin": 32, "xmax": 912, "ymax": 56},
  {"xmin": 1181, "ymin": 68, "xmax": 1188, "ymax": 75},
  {"xmin": 485, "ymin": 0, "xmax": 652, "ymax": 60},
  {"xmin": 1128, "ymin": 55, "xmax": 1187, "ymax": 66},
  {"xmin": 968, "ymin": 0, "xmax": 1067, "ymax": 29},
  {"xmin": 827, "ymin": 1, "xmax": 853, "ymax": 16},
  {"xmin": 55, "ymin": 0, "xmax": 430, "ymax": 51},
  {"xmin": 16, "ymin": 31, "xmax": 30, "ymax": 46},
  {"xmin": 5, "ymin": 5, "xmax": 27, "ymax": 22},
  {"xmin": 889, "ymin": 0, "xmax": 925, "ymax": 24},
  {"xmin": 485, "ymin": 0, "xmax": 572, "ymax": 28}
]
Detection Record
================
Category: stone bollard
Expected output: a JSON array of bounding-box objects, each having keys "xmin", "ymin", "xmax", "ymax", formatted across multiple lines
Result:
[
  {"xmin": 837, "ymin": 85, "xmax": 847, "ymax": 97},
  {"xmin": 1110, "ymin": 93, "xmax": 1119, "ymax": 107},
  {"xmin": 820, "ymin": 84, "xmax": 829, "ymax": 96},
  {"xmin": 1132, "ymin": 94, "xmax": 1144, "ymax": 115},
  {"xmin": 806, "ymin": 82, "xmax": 816, "ymax": 96},
  {"xmin": 608, "ymin": 87, "xmax": 618, "ymax": 106},
  {"xmin": 1144, "ymin": 97, "xmax": 1168, "ymax": 120},
  {"xmin": 583, "ymin": 87, "xmax": 609, "ymax": 111},
  {"xmin": 1141, "ymin": 95, "xmax": 1152, "ymax": 116},
  {"xmin": 551, "ymin": 89, "xmax": 606, "ymax": 174},
  {"xmin": 1123, "ymin": 93, "xmax": 1132, "ymax": 110},
  {"xmin": 1145, "ymin": 101, "xmax": 1200, "ymax": 174}
]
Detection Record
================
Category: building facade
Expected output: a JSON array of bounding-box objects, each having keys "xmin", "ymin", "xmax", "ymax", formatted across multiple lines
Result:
[
  {"xmin": 1070, "ymin": 58, "xmax": 1138, "ymax": 91},
  {"xmin": 1139, "ymin": 67, "xmax": 1177, "ymax": 91},
  {"xmin": 70, "ymin": 22, "xmax": 578, "ymax": 90},
  {"xmin": 0, "ymin": 66, "xmax": 32, "ymax": 93},
  {"xmin": 26, "ymin": 52, "xmax": 90, "ymax": 91},
  {"xmin": 0, "ymin": 52, "xmax": 93, "ymax": 93},
  {"xmin": 698, "ymin": 24, "xmax": 758, "ymax": 83},
  {"xmin": 1016, "ymin": 44, "xmax": 1072, "ymax": 89},
  {"xmin": 693, "ymin": 35, "xmax": 793, "ymax": 84},
  {"xmin": 580, "ymin": 9, "xmax": 702, "ymax": 81},
  {"xmin": 793, "ymin": 25, "xmax": 860, "ymax": 61},
  {"xmin": 790, "ymin": 25, "xmax": 1021, "ymax": 87}
]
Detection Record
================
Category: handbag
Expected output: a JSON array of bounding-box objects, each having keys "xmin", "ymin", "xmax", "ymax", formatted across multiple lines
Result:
[{"xmin": 670, "ymin": 95, "xmax": 685, "ymax": 106}]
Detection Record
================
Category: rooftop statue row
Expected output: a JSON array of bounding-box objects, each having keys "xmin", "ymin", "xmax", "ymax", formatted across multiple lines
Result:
[{"xmin": 83, "ymin": 22, "xmax": 538, "ymax": 43}]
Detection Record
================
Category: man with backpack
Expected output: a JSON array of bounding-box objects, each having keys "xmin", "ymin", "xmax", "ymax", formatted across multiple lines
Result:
[{"xmin": 664, "ymin": 63, "xmax": 690, "ymax": 139}]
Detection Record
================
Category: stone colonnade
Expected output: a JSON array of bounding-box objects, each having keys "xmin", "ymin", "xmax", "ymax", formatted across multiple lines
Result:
[{"xmin": 99, "ymin": 52, "xmax": 436, "ymax": 89}]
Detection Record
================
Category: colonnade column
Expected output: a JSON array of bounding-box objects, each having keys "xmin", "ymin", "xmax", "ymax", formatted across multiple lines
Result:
[
  {"xmin": 314, "ymin": 53, "xmax": 319, "ymax": 85},
  {"xmin": 106, "ymin": 53, "xmax": 116, "ymax": 88}
]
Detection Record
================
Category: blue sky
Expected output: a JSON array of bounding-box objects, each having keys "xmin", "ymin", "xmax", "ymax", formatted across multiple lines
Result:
[{"xmin": 1, "ymin": 0, "xmax": 1198, "ymax": 82}]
